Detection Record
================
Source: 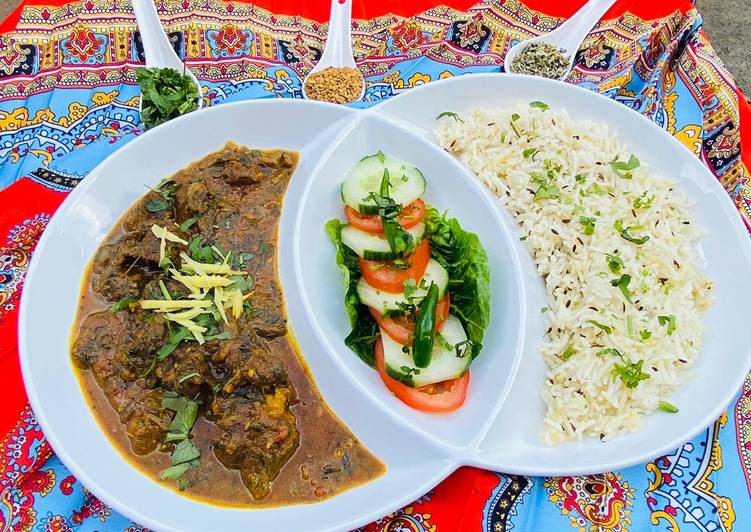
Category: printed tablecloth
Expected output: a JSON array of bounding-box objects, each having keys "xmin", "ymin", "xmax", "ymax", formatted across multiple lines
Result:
[{"xmin": 1, "ymin": 0, "xmax": 750, "ymax": 530}]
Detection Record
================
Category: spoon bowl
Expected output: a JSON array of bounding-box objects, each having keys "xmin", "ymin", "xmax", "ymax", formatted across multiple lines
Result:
[
  {"xmin": 302, "ymin": 0, "xmax": 364, "ymax": 101},
  {"xmin": 132, "ymin": 0, "xmax": 203, "ymax": 112},
  {"xmin": 504, "ymin": 0, "xmax": 617, "ymax": 79}
]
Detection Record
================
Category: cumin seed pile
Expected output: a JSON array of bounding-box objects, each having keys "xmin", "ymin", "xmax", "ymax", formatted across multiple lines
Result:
[{"xmin": 304, "ymin": 66, "xmax": 364, "ymax": 104}]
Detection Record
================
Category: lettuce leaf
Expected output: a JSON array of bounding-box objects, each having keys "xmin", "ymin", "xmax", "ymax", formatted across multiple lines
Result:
[
  {"xmin": 325, "ymin": 205, "xmax": 491, "ymax": 367},
  {"xmin": 325, "ymin": 219, "xmax": 379, "ymax": 367},
  {"xmin": 423, "ymin": 206, "xmax": 490, "ymax": 358}
]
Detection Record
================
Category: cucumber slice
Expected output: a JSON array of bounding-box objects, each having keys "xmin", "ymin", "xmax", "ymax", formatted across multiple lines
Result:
[
  {"xmin": 357, "ymin": 259, "xmax": 448, "ymax": 314},
  {"xmin": 341, "ymin": 152, "xmax": 426, "ymax": 214},
  {"xmin": 381, "ymin": 314, "xmax": 470, "ymax": 388},
  {"xmin": 341, "ymin": 223, "xmax": 425, "ymax": 260}
]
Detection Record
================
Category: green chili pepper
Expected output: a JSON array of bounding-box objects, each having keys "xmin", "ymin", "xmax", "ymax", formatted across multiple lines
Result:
[{"xmin": 412, "ymin": 283, "xmax": 439, "ymax": 368}]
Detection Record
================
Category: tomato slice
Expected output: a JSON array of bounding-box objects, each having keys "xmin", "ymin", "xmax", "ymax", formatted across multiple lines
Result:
[
  {"xmin": 359, "ymin": 239, "xmax": 430, "ymax": 294},
  {"xmin": 345, "ymin": 199, "xmax": 425, "ymax": 235},
  {"xmin": 374, "ymin": 337, "xmax": 469, "ymax": 413},
  {"xmin": 370, "ymin": 295, "xmax": 450, "ymax": 344}
]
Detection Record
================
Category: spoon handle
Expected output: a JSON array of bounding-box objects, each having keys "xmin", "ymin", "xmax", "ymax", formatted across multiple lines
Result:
[
  {"xmin": 132, "ymin": 0, "xmax": 183, "ymax": 70},
  {"xmin": 318, "ymin": 0, "xmax": 356, "ymax": 68},
  {"xmin": 555, "ymin": 0, "xmax": 618, "ymax": 54}
]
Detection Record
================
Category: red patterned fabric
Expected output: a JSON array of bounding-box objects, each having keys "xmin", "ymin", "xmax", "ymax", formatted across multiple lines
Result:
[{"xmin": 1, "ymin": 0, "xmax": 751, "ymax": 530}]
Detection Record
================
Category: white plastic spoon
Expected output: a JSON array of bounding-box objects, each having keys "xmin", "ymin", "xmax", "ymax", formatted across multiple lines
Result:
[
  {"xmin": 302, "ymin": 0, "xmax": 364, "ymax": 101},
  {"xmin": 132, "ymin": 0, "xmax": 203, "ymax": 110},
  {"xmin": 504, "ymin": 0, "xmax": 618, "ymax": 79}
]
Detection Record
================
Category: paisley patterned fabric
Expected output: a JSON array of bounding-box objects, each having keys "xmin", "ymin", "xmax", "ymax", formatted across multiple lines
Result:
[{"xmin": 1, "ymin": 0, "xmax": 751, "ymax": 530}]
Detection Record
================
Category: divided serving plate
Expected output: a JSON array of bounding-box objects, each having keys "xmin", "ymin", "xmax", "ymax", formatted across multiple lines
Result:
[{"xmin": 18, "ymin": 74, "xmax": 751, "ymax": 531}]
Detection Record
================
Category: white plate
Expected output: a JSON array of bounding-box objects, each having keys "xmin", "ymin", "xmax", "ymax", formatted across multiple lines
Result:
[
  {"xmin": 18, "ymin": 99, "xmax": 524, "ymax": 531},
  {"xmin": 19, "ymin": 75, "xmax": 751, "ymax": 531},
  {"xmin": 376, "ymin": 73, "xmax": 751, "ymax": 474}
]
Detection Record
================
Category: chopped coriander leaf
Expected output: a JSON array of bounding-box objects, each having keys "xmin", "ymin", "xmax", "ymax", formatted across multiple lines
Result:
[
  {"xmin": 633, "ymin": 192, "xmax": 655, "ymax": 209},
  {"xmin": 530, "ymin": 172, "xmax": 548, "ymax": 185},
  {"xmin": 560, "ymin": 346, "xmax": 576, "ymax": 360},
  {"xmin": 639, "ymin": 329, "xmax": 652, "ymax": 340},
  {"xmin": 403, "ymin": 278, "xmax": 418, "ymax": 298},
  {"xmin": 610, "ymin": 274, "xmax": 633, "ymax": 303},
  {"xmin": 376, "ymin": 150, "xmax": 386, "ymax": 163},
  {"xmin": 157, "ymin": 327, "xmax": 193, "ymax": 361},
  {"xmin": 510, "ymin": 119, "xmax": 521, "ymax": 138},
  {"xmin": 579, "ymin": 216, "xmax": 596, "ymax": 235},
  {"xmin": 613, "ymin": 358, "xmax": 650, "ymax": 388},
  {"xmin": 204, "ymin": 330, "xmax": 233, "ymax": 341},
  {"xmin": 614, "ymin": 219, "xmax": 650, "ymax": 245},
  {"xmin": 533, "ymin": 183, "xmax": 560, "ymax": 201},
  {"xmin": 575, "ymin": 174, "xmax": 586, "ymax": 184},
  {"xmin": 109, "ymin": 296, "xmax": 137, "ymax": 312},
  {"xmin": 171, "ymin": 438, "xmax": 201, "ymax": 465},
  {"xmin": 605, "ymin": 253, "xmax": 624, "ymax": 274},
  {"xmin": 137, "ymin": 67, "xmax": 200, "ymax": 129},
  {"xmin": 587, "ymin": 320, "xmax": 612, "ymax": 334},
  {"xmin": 529, "ymin": 100, "xmax": 549, "ymax": 111},
  {"xmin": 659, "ymin": 401, "xmax": 679, "ymax": 413},
  {"xmin": 436, "ymin": 111, "xmax": 462, "ymax": 122},
  {"xmin": 658, "ymin": 314, "xmax": 676, "ymax": 335},
  {"xmin": 179, "ymin": 215, "xmax": 200, "ymax": 231},
  {"xmin": 162, "ymin": 393, "xmax": 199, "ymax": 440},
  {"xmin": 160, "ymin": 462, "xmax": 196, "ymax": 481},
  {"xmin": 610, "ymin": 154, "xmax": 640, "ymax": 179},
  {"xmin": 511, "ymin": 113, "xmax": 521, "ymax": 121},
  {"xmin": 597, "ymin": 347, "xmax": 622, "ymax": 357},
  {"xmin": 145, "ymin": 198, "xmax": 170, "ymax": 212},
  {"xmin": 523, "ymin": 147, "xmax": 538, "ymax": 159}
]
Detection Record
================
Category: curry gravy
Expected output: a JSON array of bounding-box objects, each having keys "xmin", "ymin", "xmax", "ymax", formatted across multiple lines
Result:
[{"xmin": 71, "ymin": 144, "xmax": 384, "ymax": 507}]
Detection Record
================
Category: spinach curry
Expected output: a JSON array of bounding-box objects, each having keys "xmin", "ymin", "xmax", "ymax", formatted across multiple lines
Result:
[{"xmin": 72, "ymin": 143, "xmax": 383, "ymax": 506}]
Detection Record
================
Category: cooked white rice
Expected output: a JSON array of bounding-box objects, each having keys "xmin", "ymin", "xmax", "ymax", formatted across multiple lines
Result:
[{"xmin": 435, "ymin": 103, "xmax": 713, "ymax": 445}]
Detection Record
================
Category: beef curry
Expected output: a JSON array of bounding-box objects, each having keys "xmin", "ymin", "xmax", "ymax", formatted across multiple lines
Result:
[{"xmin": 71, "ymin": 143, "xmax": 383, "ymax": 506}]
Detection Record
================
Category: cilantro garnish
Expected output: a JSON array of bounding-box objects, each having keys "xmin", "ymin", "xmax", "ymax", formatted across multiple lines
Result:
[
  {"xmin": 160, "ymin": 393, "xmax": 201, "ymax": 483},
  {"xmin": 436, "ymin": 111, "xmax": 462, "ymax": 122},
  {"xmin": 614, "ymin": 219, "xmax": 649, "ymax": 245},
  {"xmin": 587, "ymin": 320, "xmax": 612, "ymax": 334},
  {"xmin": 533, "ymin": 183, "xmax": 560, "ymax": 201},
  {"xmin": 612, "ymin": 358, "xmax": 650, "ymax": 388},
  {"xmin": 610, "ymin": 274, "xmax": 633, "ymax": 303},
  {"xmin": 658, "ymin": 314, "xmax": 676, "ymax": 335},
  {"xmin": 605, "ymin": 253, "xmax": 624, "ymax": 274},
  {"xmin": 403, "ymin": 278, "xmax": 418, "ymax": 298},
  {"xmin": 137, "ymin": 67, "xmax": 200, "ymax": 129},
  {"xmin": 579, "ymin": 216, "xmax": 595, "ymax": 235},
  {"xmin": 560, "ymin": 346, "xmax": 576, "ymax": 360},
  {"xmin": 610, "ymin": 154, "xmax": 640, "ymax": 179},
  {"xmin": 109, "ymin": 296, "xmax": 137, "ymax": 313},
  {"xmin": 529, "ymin": 101, "xmax": 549, "ymax": 111},
  {"xmin": 633, "ymin": 192, "xmax": 655, "ymax": 209},
  {"xmin": 598, "ymin": 348, "xmax": 650, "ymax": 388}
]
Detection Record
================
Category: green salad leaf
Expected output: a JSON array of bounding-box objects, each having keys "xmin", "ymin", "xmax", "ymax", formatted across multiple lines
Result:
[
  {"xmin": 137, "ymin": 67, "xmax": 199, "ymax": 129},
  {"xmin": 325, "ymin": 219, "xmax": 379, "ymax": 367},
  {"xmin": 326, "ymin": 205, "xmax": 491, "ymax": 365},
  {"xmin": 422, "ymin": 206, "xmax": 490, "ymax": 358}
]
